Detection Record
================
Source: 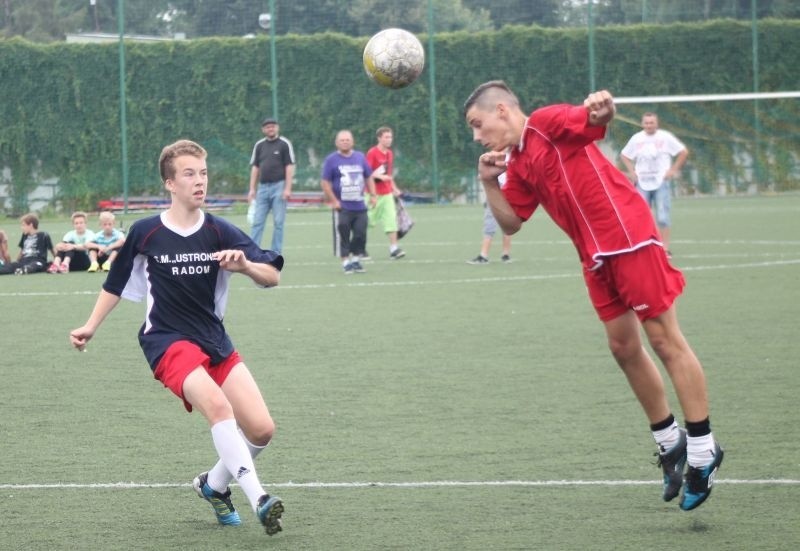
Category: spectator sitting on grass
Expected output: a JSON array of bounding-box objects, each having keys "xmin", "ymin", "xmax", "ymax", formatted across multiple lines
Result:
[
  {"xmin": 48, "ymin": 211, "xmax": 96, "ymax": 273},
  {"xmin": 0, "ymin": 229, "xmax": 10, "ymax": 265},
  {"xmin": 87, "ymin": 211, "xmax": 126, "ymax": 272},
  {"xmin": 0, "ymin": 213, "xmax": 55, "ymax": 275}
]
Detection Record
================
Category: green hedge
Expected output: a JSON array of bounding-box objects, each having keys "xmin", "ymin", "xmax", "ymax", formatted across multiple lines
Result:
[{"xmin": 1, "ymin": 19, "xmax": 798, "ymax": 212}]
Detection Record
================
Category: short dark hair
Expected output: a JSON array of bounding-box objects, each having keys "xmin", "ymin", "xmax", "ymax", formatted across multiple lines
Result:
[
  {"xmin": 463, "ymin": 80, "xmax": 520, "ymax": 117},
  {"xmin": 159, "ymin": 140, "xmax": 207, "ymax": 182},
  {"xmin": 20, "ymin": 212, "xmax": 39, "ymax": 229},
  {"xmin": 375, "ymin": 126, "xmax": 393, "ymax": 139}
]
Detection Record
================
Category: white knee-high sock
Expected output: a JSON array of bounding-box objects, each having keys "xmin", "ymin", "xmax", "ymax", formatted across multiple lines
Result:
[
  {"xmin": 207, "ymin": 429, "xmax": 267, "ymax": 492},
  {"xmin": 210, "ymin": 419, "xmax": 266, "ymax": 512}
]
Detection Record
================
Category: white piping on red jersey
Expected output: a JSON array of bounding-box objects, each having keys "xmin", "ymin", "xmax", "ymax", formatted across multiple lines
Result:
[{"xmin": 525, "ymin": 122, "xmax": 662, "ymax": 270}]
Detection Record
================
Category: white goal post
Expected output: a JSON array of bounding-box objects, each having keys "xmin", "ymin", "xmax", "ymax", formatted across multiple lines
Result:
[{"xmin": 614, "ymin": 90, "xmax": 800, "ymax": 104}]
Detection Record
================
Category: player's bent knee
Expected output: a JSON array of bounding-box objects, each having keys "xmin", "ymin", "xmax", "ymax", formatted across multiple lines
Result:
[
  {"xmin": 607, "ymin": 339, "xmax": 641, "ymax": 365},
  {"xmin": 244, "ymin": 418, "xmax": 275, "ymax": 447},
  {"xmin": 647, "ymin": 334, "xmax": 671, "ymax": 359},
  {"xmin": 649, "ymin": 336, "xmax": 691, "ymax": 367}
]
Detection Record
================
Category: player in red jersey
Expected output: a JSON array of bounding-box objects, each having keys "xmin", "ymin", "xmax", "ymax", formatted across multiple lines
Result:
[
  {"xmin": 464, "ymin": 81, "xmax": 722, "ymax": 511},
  {"xmin": 366, "ymin": 126, "xmax": 406, "ymax": 260}
]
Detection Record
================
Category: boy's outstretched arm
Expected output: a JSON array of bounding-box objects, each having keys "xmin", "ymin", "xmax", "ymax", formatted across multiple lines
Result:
[
  {"xmin": 215, "ymin": 249, "xmax": 281, "ymax": 288},
  {"xmin": 70, "ymin": 289, "xmax": 122, "ymax": 351}
]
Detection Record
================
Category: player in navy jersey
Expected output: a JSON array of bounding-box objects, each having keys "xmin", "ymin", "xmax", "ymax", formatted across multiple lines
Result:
[
  {"xmin": 465, "ymin": 82, "xmax": 722, "ymax": 511},
  {"xmin": 70, "ymin": 140, "xmax": 285, "ymax": 535}
]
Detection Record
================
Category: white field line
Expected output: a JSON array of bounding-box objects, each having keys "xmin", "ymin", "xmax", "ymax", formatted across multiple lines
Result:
[
  {"xmin": 274, "ymin": 258, "xmax": 798, "ymax": 290},
  {"xmin": 284, "ymin": 238, "xmax": 800, "ymax": 250},
  {"xmin": 680, "ymin": 259, "xmax": 800, "ymax": 271},
  {"xmin": 1, "ymin": 479, "xmax": 798, "ymax": 490},
  {"xmin": 1, "ymin": 258, "xmax": 798, "ymax": 298}
]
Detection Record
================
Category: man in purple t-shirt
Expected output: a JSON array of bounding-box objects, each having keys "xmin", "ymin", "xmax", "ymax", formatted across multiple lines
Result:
[{"xmin": 320, "ymin": 129, "xmax": 377, "ymax": 274}]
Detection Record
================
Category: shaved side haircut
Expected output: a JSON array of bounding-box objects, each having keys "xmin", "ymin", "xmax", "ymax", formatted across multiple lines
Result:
[{"xmin": 463, "ymin": 80, "xmax": 521, "ymax": 117}]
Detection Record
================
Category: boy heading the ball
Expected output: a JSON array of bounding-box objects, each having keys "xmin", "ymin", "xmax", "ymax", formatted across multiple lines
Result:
[
  {"xmin": 70, "ymin": 139, "xmax": 285, "ymax": 534},
  {"xmin": 464, "ymin": 82, "xmax": 723, "ymax": 511}
]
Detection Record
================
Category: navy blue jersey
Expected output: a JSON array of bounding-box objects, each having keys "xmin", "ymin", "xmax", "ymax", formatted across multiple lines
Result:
[{"xmin": 103, "ymin": 211, "xmax": 283, "ymax": 370}]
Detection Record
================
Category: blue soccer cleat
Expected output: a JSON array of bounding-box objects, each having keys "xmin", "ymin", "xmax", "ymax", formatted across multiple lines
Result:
[
  {"xmin": 656, "ymin": 428, "xmax": 687, "ymax": 502},
  {"xmin": 192, "ymin": 472, "xmax": 242, "ymax": 526},
  {"xmin": 256, "ymin": 494, "xmax": 284, "ymax": 536},
  {"xmin": 680, "ymin": 443, "xmax": 724, "ymax": 511}
]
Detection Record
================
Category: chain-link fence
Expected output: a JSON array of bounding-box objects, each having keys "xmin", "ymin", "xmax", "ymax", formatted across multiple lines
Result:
[{"xmin": 1, "ymin": 1, "xmax": 798, "ymax": 214}]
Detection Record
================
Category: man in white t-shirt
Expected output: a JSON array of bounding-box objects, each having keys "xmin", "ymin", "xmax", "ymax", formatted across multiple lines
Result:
[{"xmin": 621, "ymin": 113, "xmax": 688, "ymax": 256}]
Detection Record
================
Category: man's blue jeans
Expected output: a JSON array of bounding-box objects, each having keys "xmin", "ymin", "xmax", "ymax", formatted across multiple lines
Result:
[
  {"xmin": 250, "ymin": 180, "xmax": 287, "ymax": 252},
  {"xmin": 637, "ymin": 181, "xmax": 672, "ymax": 228}
]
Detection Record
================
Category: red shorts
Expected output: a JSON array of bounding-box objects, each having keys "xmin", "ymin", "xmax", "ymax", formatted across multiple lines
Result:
[
  {"xmin": 153, "ymin": 340, "xmax": 242, "ymax": 412},
  {"xmin": 584, "ymin": 245, "xmax": 685, "ymax": 322}
]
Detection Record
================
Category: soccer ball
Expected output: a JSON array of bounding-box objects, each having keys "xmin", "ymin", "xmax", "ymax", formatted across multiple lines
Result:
[{"xmin": 363, "ymin": 28, "xmax": 425, "ymax": 89}]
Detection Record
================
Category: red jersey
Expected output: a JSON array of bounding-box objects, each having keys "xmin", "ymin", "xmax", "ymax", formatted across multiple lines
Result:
[
  {"xmin": 366, "ymin": 146, "xmax": 394, "ymax": 196},
  {"xmin": 504, "ymin": 104, "xmax": 660, "ymax": 270}
]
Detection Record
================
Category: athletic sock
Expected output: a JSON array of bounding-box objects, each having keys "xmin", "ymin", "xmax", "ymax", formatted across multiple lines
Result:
[
  {"xmin": 650, "ymin": 415, "xmax": 681, "ymax": 452},
  {"xmin": 207, "ymin": 429, "xmax": 267, "ymax": 492},
  {"xmin": 390, "ymin": 244, "xmax": 398, "ymax": 253},
  {"xmin": 687, "ymin": 433, "xmax": 717, "ymax": 467},
  {"xmin": 685, "ymin": 417, "xmax": 716, "ymax": 468},
  {"xmin": 210, "ymin": 419, "xmax": 266, "ymax": 512}
]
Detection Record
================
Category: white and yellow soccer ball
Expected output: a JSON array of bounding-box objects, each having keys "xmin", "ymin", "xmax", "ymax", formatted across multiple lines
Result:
[{"xmin": 363, "ymin": 28, "xmax": 425, "ymax": 89}]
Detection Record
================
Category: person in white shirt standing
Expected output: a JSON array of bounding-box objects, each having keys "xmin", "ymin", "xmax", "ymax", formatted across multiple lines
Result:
[{"xmin": 621, "ymin": 113, "xmax": 688, "ymax": 257}]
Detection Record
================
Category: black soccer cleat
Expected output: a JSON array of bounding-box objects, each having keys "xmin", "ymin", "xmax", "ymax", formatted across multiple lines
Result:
[
  {"xmin": 256, "ymin": 494, "xmax": 284, "ymax": 536},
  {"xmin": 656, "ymin": 428, "xmax": 687, "ymax": 502},
  {"xmin": 680, "ymin": 443, "xmax": 724, "ymax": 511}
]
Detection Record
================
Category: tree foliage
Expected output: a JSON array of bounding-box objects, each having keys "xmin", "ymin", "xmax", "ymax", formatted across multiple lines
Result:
[
  {"xmin": 1, "ymin": 18, "xmax": 798, "ymax": 213},
  {"xmin": 464, "ymin": 0, "xmax": 562, "ymax": 28},
  {"xmin": 2, "ymin": 0, "xmax": 797, "ymax": 42},
  {"xmin": 347, "ymin": 0, "xmax": 492, "ymax": 34}
]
